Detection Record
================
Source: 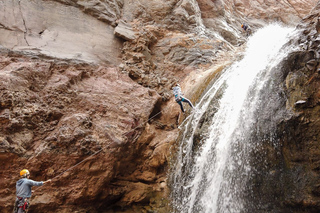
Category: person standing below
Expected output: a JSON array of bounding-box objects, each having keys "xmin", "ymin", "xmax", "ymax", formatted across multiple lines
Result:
[
  {"xmin": 173, "ymin": 83, "xmax": 194, "ymax": 113},
  {"xmin": 13, "ymin": 169, "xmax": 51, "ymax": 213}
]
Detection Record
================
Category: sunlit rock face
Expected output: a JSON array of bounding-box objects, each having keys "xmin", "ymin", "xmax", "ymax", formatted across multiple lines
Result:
[
  {"xmin": 0, "ymin": 0, "xmax": 123, "ymax": 64},
  {"xmin": 0, "ymin": 0, "xmax": 318, "ymax": 212}
]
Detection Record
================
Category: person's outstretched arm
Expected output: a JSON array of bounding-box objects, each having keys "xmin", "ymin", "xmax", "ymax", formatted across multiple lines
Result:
[{"xmin": 43, "ymin": 179, "xmax": 52, "ymax": 184}]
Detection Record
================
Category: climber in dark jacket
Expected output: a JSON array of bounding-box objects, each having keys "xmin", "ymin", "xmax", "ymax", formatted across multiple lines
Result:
[
  {"xmin": 13, "ymin": 169, "xmax": 51, "ymax": 213},
  {"xmin": 241, "ymin": 23, "xmax": 252, "ymax": 36},
  {"xmin": 173, "ymin": 83, "xmax": 194, "ymax": 113}
]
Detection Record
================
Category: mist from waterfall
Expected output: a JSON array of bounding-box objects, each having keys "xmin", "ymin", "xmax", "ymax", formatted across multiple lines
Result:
[{"xmin": 170, "ymin": 24, "xmax": 297, "ymax": 213}]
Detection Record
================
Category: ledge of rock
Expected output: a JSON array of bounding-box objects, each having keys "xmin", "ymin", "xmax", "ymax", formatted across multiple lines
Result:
[{"xmin": 114, "ymin": 20, "xmax": 137, "ymax": 41}]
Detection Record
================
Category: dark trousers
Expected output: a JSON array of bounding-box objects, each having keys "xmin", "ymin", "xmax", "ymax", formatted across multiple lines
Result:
[{"xmin": 177, "ymin": 97, "xmax": 194, "ymax": 112}]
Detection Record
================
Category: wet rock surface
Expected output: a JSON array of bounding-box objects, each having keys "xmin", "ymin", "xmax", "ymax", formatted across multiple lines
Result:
[
  {"xmin": 278, "ymin": 4, "xmax": 320, "ymax": 211},
  {"xmin": 0, "ymin": 0, "xmax": 318, "ymax": 212}
]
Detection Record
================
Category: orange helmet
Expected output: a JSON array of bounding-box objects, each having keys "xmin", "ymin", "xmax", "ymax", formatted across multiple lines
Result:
[
  {"xmin": 241, "ymin": 24, "xmax": 244, "ymax": 28},
  {"xmin": 20, "ymin": 169, "xmax": 30, "ymax": 177}
]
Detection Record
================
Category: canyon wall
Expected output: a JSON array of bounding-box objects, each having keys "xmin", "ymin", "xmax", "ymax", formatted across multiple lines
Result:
[{"xmin": 0, "ymin": 0, "xmax": 318, "ymax": 212}]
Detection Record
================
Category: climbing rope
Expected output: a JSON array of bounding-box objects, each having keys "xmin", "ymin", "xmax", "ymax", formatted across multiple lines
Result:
[{"xmin": 34, "ymin": 106, "xmax": 170, "ymax": 191}]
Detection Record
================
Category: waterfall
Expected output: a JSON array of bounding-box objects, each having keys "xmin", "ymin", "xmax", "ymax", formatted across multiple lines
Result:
[{"xmin": 171, "ymin": 24, "xmax": 297, "ymax": 213}]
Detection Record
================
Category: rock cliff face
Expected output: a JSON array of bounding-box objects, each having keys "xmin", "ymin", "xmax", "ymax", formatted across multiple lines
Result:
[
  {"xmin": 277, "ymin": 4, "xmax": 320, "ymax": 211},
  {"xmin": 0, "ymin": 0, "xmax": 318, "ymax": 212}
]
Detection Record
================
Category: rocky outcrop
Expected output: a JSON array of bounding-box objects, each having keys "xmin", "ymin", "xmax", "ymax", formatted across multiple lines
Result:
[
  {"xmin": 0, "ymin": 0, "xmax": 318, "ymax": 212},
  {"xmin": 0, "ymin": 49, "xmax": 165, "ymax": 212},
  {"xmin": 278, "ymin": 4, "xmax": 320, "ymax": 211}
]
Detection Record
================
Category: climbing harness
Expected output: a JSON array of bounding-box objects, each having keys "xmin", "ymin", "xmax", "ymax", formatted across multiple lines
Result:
[{"xmin": 13, "ymin": 197, "xmax": 29, "ymax": 213}]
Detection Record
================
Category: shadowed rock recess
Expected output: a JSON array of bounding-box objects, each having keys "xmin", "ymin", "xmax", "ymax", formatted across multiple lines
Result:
[{"xmin": 0, "ymin": 0, "xmax": 318, "ymax": 212}]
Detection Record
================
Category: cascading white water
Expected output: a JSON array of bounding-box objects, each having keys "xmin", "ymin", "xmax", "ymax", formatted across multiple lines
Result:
[{"xmin": 171, "ymin": 24, "xmax": 298, "ymax": 213}]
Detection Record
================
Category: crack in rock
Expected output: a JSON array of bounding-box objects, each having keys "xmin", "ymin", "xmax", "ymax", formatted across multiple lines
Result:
[
  {"xmin": 0, "ymin": 23, "xmax": 14, "ymax": 31},
  {"xmin": 18, "ymin": 0, "xmax": 29, "ymax": 46}
]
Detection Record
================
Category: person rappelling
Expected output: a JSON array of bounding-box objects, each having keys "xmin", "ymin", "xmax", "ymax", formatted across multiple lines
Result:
[
  {"xmin": 241, "ymin": 23, "xmax": 252, "ymax": 36},
  {"xmin": 13, "ymin": 169, "xmax": 51, "ymax": 213},
  {"xmin": 172, "ymin": 83, "xmax": 194, "ymax": 113}
]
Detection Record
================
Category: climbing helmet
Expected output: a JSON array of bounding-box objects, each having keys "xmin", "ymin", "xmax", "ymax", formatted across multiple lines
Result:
[{"xmin": 20, "ymin": 169, "xmax": 30, "ymax": 177}]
